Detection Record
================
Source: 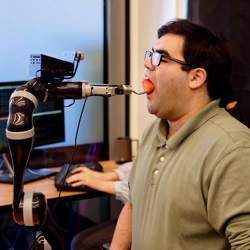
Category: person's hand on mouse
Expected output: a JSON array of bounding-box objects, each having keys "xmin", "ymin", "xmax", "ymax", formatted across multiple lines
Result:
[
  {"xmin": 66, "ymin": 166, "xmax": 99, "ymax": 187},
  {"xmin": 66, "ymin": 165, "xmax": 119, "ymax": 194}
]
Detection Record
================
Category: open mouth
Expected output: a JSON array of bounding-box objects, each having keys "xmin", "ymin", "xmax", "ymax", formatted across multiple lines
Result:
[{"xmin": 142, "ymin": 77, "xmax": 155, "ymax": 94}]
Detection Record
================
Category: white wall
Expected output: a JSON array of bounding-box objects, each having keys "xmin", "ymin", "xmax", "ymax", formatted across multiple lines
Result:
[
  {"xmin": 130, "ymin": 0, "xmax": 187, "ymax": 142},
  {"xmin": 107, "ymin": 0, "xmax": 127, "ymax": 159}
]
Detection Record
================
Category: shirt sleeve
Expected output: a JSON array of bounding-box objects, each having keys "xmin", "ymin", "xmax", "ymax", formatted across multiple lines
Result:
[
  {"xmin": 207, "ymin": 146, "xmax": 250, "ymax": 248},
  {"xmin": 114, "ymin": 161, "xmax": 132, "ymax": 181},
  {"xmin": 114, "ymin": 180, "xmax": 130, "ymax": 204},
  {"xmin": 113, "ymin": 161, "xmax": 133, "ymax": 204}
]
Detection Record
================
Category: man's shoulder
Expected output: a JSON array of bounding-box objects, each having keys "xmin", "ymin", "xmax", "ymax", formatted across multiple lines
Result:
[{"xmin": 205, "ymin": 109, "xmax": 250, "ymax": 147}]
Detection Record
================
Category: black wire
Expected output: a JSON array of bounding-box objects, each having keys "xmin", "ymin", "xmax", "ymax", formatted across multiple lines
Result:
[
  {"xmin": 63, "ymin": 57, "xmax": 81, "ymax": 79},
  {"xmin": 64, "ymin": 99, "xmax": 75, "ymax": 107},
  {"xmin": 50, "ymin": 97, "xmax": 88, "ymax": 214}
]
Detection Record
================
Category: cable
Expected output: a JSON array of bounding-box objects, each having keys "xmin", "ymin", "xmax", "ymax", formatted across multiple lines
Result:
[
  {"xmin": 62, "ymin": 55, "xmax": 81, "ymax": 79},
  {"xmin": 63, "ymin": 60, "xmax": 80, "ymax": 79},
  {"xmin": 51, "ymin": 97, "xmax": 88, "ymax": 214},
  {"xmin": 64, "ymin": 99, "xmax": 75, "ymax": 107}
]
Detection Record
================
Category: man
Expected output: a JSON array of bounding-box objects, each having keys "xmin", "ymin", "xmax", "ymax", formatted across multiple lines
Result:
[{"xmin": 110, "ymin": 19, "xmax": 250, "ymax": 250}]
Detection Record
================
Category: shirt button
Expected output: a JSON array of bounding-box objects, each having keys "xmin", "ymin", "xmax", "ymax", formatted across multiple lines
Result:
[
  {"xmin": 159, "ymin": 156, "xmax": 165, "ymax": 162},
  {"xmin": 153, "ymin": 169, "xmax": 159, "ymax": 175}
]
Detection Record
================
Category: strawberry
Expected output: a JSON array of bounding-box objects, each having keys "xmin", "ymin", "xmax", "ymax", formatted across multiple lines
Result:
[{"xmin": 142, "ymin": 79, "xmax": 155, "ymax": 94}]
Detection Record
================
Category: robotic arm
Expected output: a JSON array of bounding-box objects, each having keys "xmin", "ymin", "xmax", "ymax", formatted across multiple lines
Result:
[{"xmin": 5, "ymin": 53, "xmax": 143, "ymax": 249}]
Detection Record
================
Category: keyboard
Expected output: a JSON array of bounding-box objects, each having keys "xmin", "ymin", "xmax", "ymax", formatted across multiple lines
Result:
[
  {"xmin": 54, "ymin": 161, "xmax": 103, "ymax": 192},
  {"xmin": 0, "ymin": 168, "xmax": 58, "ymax": 184}
]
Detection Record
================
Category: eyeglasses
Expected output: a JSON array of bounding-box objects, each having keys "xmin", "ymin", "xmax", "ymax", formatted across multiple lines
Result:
[{"xmin": 144, "ymin": 50, "xmax": 188, "ymax": 67}]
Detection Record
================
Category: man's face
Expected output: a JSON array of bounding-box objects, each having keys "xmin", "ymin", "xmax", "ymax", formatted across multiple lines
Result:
[{"xmin": 144, "ymin": 33, "xmax": 191, "ymax": 121}]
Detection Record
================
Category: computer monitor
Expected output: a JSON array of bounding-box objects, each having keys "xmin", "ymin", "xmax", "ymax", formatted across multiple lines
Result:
[{"xmin": 0, "ymin": 0, "xmax": 110, "ymax": 170}]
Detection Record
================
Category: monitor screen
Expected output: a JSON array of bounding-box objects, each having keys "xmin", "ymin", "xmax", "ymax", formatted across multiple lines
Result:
[{"xmin": 0, "ymin": 0, "xmax": 107, "ymax": 162}]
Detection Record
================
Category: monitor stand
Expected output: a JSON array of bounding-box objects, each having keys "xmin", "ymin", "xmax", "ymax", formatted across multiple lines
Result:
[{"xmin": 0, "ymin": 153, "xmax": 58, "ymax": 183}]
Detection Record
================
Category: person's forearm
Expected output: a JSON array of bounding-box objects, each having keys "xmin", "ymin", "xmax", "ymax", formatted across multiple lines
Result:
[
  {"xmin": 88, "ymin": 178, "xmax": 116, "ymax": 194},
  {"xmin": 110, "ymin": 202, "xmax": 132, "ymax": 250},
  {"xmin": 95, "ymin": 170, "xmax": 119, "ymax": 181}
]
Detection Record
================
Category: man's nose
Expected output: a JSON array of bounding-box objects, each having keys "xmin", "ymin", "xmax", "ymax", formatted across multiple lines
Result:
[{"xmin": 144, "ymin": 57, "xmax": 155, "ymax": 71}]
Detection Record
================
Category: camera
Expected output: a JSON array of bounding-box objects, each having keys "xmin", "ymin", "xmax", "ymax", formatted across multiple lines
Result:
[{"xmin": 29, "ymin": 54, "xmax": 75, "ymax": 81}]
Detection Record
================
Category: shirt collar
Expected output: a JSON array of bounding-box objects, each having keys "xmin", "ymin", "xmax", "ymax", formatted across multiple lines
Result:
[{"xmin": 154, "ymin": 100, "xmax": 221, "ymax": 149}]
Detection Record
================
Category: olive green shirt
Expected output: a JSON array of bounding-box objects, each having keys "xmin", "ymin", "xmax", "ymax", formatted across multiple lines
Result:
[{"xmin": 129, "ymin": 100, "xmax": 250, "ymax": 250}]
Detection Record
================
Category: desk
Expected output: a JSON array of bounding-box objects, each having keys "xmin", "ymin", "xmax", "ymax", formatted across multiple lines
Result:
[
  {"xmin": 0, "ymin": 160, "xmax": 117, "ymax": 207},
  {"xmin": 0, "ymin": 160, "xmax": 118, "ymax": 249}
]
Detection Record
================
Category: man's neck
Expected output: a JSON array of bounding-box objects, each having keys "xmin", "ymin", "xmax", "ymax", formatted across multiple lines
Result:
[
  {"xmin": 166, "ymin": 99, "xmax": 211, "ymax": 139},
  {"xmin": 167, "ymin": 114, "xmax": 191, "ymax": 139}
]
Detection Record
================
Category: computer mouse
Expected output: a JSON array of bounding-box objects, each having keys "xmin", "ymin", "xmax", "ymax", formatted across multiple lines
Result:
[
  {"xmin": 54, "ymin": 161, "xmax": 103, "ymax": 192},
  {"xmin": 80, "ymin": 161, "xmax": 103, "ymax": 172}
]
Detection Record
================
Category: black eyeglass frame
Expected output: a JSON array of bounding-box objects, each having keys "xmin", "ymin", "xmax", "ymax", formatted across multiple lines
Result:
[{"xmin": 144, "ymin": 50, "xmax": 189, "ymax": 67}]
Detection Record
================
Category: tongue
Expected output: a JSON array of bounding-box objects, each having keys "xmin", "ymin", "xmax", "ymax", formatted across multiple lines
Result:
[{"xmin": 142, "ymin": 79, "xmax": 155, "ymax": 94}]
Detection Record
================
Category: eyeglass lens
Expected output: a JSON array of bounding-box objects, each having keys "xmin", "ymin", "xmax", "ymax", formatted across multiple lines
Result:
[{"xmin": 145, "ymin": 51, "xmax": 161, "ymax": 66}]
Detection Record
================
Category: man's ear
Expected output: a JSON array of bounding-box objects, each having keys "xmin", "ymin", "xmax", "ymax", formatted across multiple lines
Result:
[{"xmin": 188, "ymin": 68, "xmax": 207, "ymax": 89}]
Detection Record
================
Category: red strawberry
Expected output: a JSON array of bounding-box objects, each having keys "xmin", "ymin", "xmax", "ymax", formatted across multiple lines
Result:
[{"xmin": 142, "ymin": 79, "xmax": 155, "ymax": 94}]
